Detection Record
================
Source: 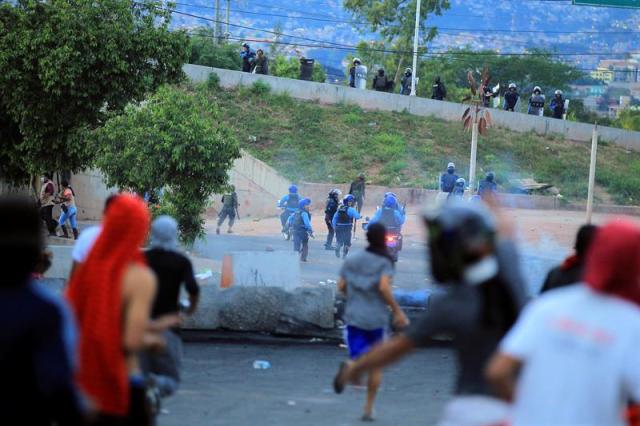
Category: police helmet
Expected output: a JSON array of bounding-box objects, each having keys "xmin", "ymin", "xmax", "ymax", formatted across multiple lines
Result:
[
  {"xmin": 298, "ymin": 198, "xmax": 311, "ymax": 209},
  {"xmin": 455, "ymin": 177, "xmax": 466, "ymax": 186},
  {"xmin": 423, "ymin": 201, "xmax": 497, "ymax": 284},
  {"xmin": 508, "ymin": 83, "xmax": 516, "ymax": 89},
  {"xmin": 405, "ymin": 68, "xmax": 412, "ymax": 74},
  {"xmin": 289, "ymin": 184, "xmax": 298, "ymax": 194},
  {"xmin": 486, "ymin": 171, "xmax": 495, "ymax": 181},
  {"xmin": 383, "ymin": 195, "xmax": 398, "ymax": 209},
  {"xmin": 343, "ymin": 194, "xmax": 355, "ymax": 206},
  {"xmin": 329, "ymin": 188, "xmax": 342, "ymax": 197},
  {"xmin": 533, "ymin": 86, "xmax": 542, "ymax": 94},
  {"xmin": 447, "ymin": 162, "xmax": 455, "ymax": 170},
  {"xmin": 555, "ymin": 89, "xmax": 563, "ymax": 95},
  {"xmin": 353, "ymin": 57, "xmax": 361, "ymax": 65},
  {"xmin": 242, "ymin": 42, "xmax": 249, "ymax": 48}
]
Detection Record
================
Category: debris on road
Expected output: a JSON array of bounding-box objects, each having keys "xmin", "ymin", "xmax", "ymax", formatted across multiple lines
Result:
[{"xmin": 253, "ymin": 360, "xmax": 271, "ymax": 369}]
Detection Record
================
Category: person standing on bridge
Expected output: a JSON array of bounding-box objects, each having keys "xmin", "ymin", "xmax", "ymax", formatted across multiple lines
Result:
[
  {"xmin": 335, "ymin": 222, "xmax": 409, "ymax": 422},
  {"xmin": 440, "ymin": 162, "xmax": 458, "ymax": 195},
  {"xmin": 349, "ymin": 173, "xmax": 366, "ymax": 214},
  {"xmin": 332, "ymin": 194, "xmax": 361, "ymax": 259},
  {"xmin": 240, "ymin": 43, "xmax": 255, "ymax": 73},
  {"xmin": 288, "ymin": 198, "xmax": 313, "ymax": 262},
  {"xmin": 334, "ymin": 201, "xmax": 528, "ymax": 426},
  {"xmin": 217, "ymin": 186, "xmax": 239, "ymax": 235}
]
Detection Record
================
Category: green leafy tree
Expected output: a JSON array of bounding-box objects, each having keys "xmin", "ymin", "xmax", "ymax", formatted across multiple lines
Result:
[
  {"xmin": 188, "ymin": 27, "xmax": 242, "ymax": 70},
  {"xmin": 0, "ymin": 0, "xmax": 188, "ymax": 185},
  {"xmin": 617, "ymin": 108, "xmax": 640, "ymax": 131},
  {"xmin": 418, "ymin": 49, "xmax": 584, "ymax": 100},
  {"xmin": 271, "ymin": 55, "xmax": 326, "ymax": 83},
  {"xmin": 344, "ymin": 0, "xmax": 449, "ymax": 81},
  {"xmin": 92, "ymin": 85, "xmax": 241, "ymax": 245}
]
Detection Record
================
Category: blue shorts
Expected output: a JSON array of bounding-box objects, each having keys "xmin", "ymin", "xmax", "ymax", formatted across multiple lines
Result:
[{"xmin": 345, "ymin": 325, "xmax": 384, "ymax": 360}]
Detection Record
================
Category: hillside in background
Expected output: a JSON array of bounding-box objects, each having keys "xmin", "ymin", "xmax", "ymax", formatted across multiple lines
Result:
[
  {"xmin": 171, "ymin": 0, "xmax": 640, "ymax": 71},
  {"xmin": 197, "ymin": 81, "xmax": 640, "ymax": 205}
]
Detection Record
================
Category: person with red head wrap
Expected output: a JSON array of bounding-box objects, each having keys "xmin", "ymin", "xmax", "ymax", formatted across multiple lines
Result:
[
  {"xmin": 488, "ymin": 219, "xmax": 640, "ymax": 426},
  {"xmin": 66, "ymin": 194, "xmax": 157, "ymax": 424}
]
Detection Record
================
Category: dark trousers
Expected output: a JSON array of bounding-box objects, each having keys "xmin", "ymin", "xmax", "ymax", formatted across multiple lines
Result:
[
  {"xmin": 324, "ymin": 217, "xmax": 334, "ymax": 248},
  {"xmin": 217, "ymin": 209, "xmax": 236, "ymax": 228},
  {"xmin": 335, "ymin": 226, "xmax": 352, "ymax": 252},
  {"xmin": 40, "ymin": 205, "xmax": 56, "ymax": 234},
  {"xmin": 293, "ymin": 230, "xmax": 309, "ymax": 261}
]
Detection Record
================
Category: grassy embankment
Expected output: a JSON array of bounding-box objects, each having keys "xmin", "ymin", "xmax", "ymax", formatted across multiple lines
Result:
[{"xmin": 200, "ymin": 81, "xmax": 640, "ymax": 205}]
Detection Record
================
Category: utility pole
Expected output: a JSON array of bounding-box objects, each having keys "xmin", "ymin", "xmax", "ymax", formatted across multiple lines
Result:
[
  {"xmin": 214, "ymin": 0, "xmax": 221, "ymax": 44},
  {"xmin": 586, "ymin": 124, "xmax": 599, "ymax": 224},
  {"xmin": 468, "ymin": 110, "xmax": 479, "ymax": 195},
  {"xmin": 225, "ymin": 0, "xmax": 230, "ymax": 41},
  {"xmin": 410, "ymin": 0, "xmax": 421, "ymax": 96}
]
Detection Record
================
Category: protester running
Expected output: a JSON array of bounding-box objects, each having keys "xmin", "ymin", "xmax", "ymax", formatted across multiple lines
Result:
[
  {"xmin": 336, "ymin": 223, "xmax": 409, "ymax": 422},
  {"xmin": 142, "ymin": 215, "xmax": 200, "ymax": 399},
  {"xmin": 66, "ymin": 195, "xmax": 175, "ymax": 424},
  {"xmin": 334, "ymin": 201, "xmax": 528, "ymax": 425}
]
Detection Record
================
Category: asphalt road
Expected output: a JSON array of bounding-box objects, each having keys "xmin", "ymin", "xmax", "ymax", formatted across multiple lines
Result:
[
  {"xmin": 193, "ymin": 229, "xmax": 563, "ymax": 295},
  {"xmin": 161, "ymin": 340, "xmax": 456, "ymax": 426},
  {"xmin": 193, "ymin": 231, "xmax": 433, "ymax": 291}
]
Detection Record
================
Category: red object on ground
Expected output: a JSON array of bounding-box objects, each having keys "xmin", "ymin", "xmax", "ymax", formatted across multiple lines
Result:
[{"xmin": 66, "ymin": 195, "xmax": 150, "ymax": 416}]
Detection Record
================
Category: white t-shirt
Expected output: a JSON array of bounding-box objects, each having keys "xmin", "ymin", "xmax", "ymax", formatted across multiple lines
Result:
[
  {"xmin": 501, "ymin": 285, "xmax": 640, "ymax": 426},
  {"xmin": 71, "ymin": 225, "xmax": 102, "ymax": 263}
]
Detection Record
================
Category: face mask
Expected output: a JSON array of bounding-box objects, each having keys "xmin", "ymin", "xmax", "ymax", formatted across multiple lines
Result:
[
  {"xmin": 463, "ymin": 255, "xmax": 499, "ymax": 286},
  {"xmin": 448, "ymin": 169, "xmax": 454, "ymax": 174}
]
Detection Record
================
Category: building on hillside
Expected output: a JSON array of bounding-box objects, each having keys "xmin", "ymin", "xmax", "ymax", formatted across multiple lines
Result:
[{"xmin": 590, "ymin": 59, "xmax": 640, "ymax": 83}]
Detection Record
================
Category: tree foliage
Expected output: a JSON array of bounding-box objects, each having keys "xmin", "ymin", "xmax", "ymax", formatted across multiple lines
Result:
[
  {"xmin": 344, "ymin": 0, "xmax": 449, "ymax": 80},
  {"xmin": 270, "ymin": 56, "xmax": 327, "ymax": 83},
  {"xmin": 92, "ymin": 85, "xmax": 241, "ymax": 245},
  {"xmin": 618, "ymin": 108, "xmax": 640, "ymax": 131},
  {"xmin": 0, "ymin": 0, "xmax": 189, "ymax": 184},
  {"xmin": 188, "ymin": 28, "xmax": 242, "ymax": 70},
  {"xmin": 416, "ymin": 49, "xmax": 585, "ymax": 101}
]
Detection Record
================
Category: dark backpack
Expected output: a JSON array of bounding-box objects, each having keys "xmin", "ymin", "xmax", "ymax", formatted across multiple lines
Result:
[
  {"xmin": 336, "ymin": 205, "xmax": 352, "ymax": 225},
  {"xmin": 286, "ymin": 193, "xmax": 299, "ymax": 209}
]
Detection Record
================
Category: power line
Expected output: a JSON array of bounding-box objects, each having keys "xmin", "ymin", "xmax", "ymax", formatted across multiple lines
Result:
[
  {"xmin": 182, "ymin": 30, "xmax": 640, "ymax": 73},
  {"xmin": 165, "ymin": 6, "xmax": 638, "ymax": 57},
  {"xmin": 174, "ymin": 1, "xmax": 640, "ymax": 35}
]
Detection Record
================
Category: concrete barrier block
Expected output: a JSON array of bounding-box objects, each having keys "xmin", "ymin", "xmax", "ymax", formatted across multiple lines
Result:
[
  {"xmin": 278, "ymin": 286, "xmax": 336, "ymax": 331},
  {"xmin": 181, "ymin": 285, "xmax": 221, "ymax": 329},
  {"xmin": 217, "ymin": 286, "xmax": 288, "ymax": 331}
]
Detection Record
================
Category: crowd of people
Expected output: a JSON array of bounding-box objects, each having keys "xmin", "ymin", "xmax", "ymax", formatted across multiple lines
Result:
[
  {"xmin": 5, "ymin": 162, "xmax": 640, "ymax": 426},
  {"xmin": 2, "ymin": 193, "xmax": 200, "ymax": 425}
]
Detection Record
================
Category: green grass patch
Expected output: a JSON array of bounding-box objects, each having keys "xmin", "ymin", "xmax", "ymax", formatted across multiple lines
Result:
[{"xmin": 194, "ymin": 84, "xmax": 640, "ymax": 205}]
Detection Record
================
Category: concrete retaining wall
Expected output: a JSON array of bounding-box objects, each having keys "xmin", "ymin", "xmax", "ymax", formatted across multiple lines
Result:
[{"xmin": 185, "ymin": 64, "xmax": 640, "ymax": 152}]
